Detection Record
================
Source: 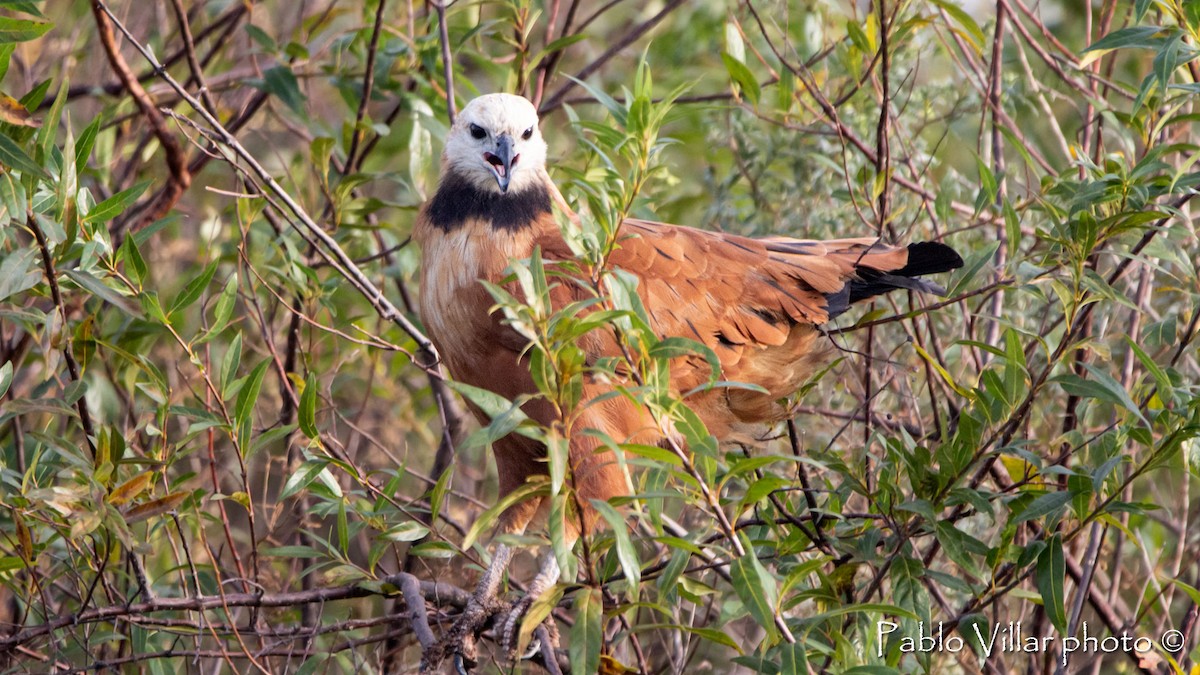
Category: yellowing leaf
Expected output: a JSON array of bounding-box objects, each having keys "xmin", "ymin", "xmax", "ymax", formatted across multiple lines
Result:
[
  {"xmin": 108, "ymin": 472, "xmax": 154, "ymax": 506},
  {"xmin": 124, "ymin": 492, "xmax": 189, "ymax": 523},
  {"xmin": 0, "ymin": 92, "xmax": 37, "ymax": 127}
]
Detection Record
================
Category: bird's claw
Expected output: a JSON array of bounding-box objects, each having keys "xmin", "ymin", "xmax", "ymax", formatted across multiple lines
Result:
[
  {"xmin": 452, "ymin": 651, "xmax": 471, "ymax": 675},
  {"xmin": 500, "ymin": 593, "xmax": 533, "ymax": 655},
  {"xmin": 501, "ymin": 594, "xmax": 560, "ymax": 661},
  {"xmin": 423, "ymin": 596, "xmax": 502, "ymax": 673}
]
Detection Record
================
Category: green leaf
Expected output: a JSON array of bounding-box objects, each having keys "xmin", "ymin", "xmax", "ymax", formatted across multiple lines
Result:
[
  {"xmin": 1035, "ymin": 534, "xmax": 1067, "ymax": 632},
  {"xmin": 62, "ymin": 269, "xmax": 140, "ymax": 317},
  {"xmin": 445, "ymin": 380, "xmax": 516, "ymax": 421},
  {"xmin": 429, "ymin": 462, "xmax": 453, "ymax": 525},
  {"xmin": 74, "ymin": 115, "xmax": 100, "ymax": 174},
  {"xmin": 0, "ymin": 17, "xmax": 51, "ymax": 44},
  {"xmin": 280, "ymin": 459, "xmax": 329, "ymax": 500},
  {"xmin": 201, "ymin": 274, "xmax": 238, "ymax": 339},
  {"xmin": 890, "ymin": 557, "xmax": 930, "ymax": 625},
  {"xmin": 461, "ymin": 479, "xmax": 549, "ymax": 551},
  {"xmin": 721, "ymin": 52, "xmax": 760, "ymax": 105},
  {"xmin": 779, "ymin": 642, "xmax": 808, "ymax": 675},
  {"xmin": 1122, "ymin": 336, "xmax": 1172, "ymax": 395},
  {"xmin": 261, "ymin": 545, "xmax": 321, "ymax": 558},
  {"xmin": 382, "ymin": 521, "xmax": 429, "ymax": 542},
  {"xmin": 592, "ymin": 499, "xmax": 640, "ymax": 596},
  {"xmin": 234, "ymin": 359, "xmax": 270, "ymax": 428},
  {"xmin": 0, "ymin": 360, "xmax": 12, "ymax": 399},
  {"xmin": 569, "ymin": 587, "xmax": 602, "ymax": 675},
  {"xmin": 0, "ymin": 44, "xmax": 13, "ymax": 82},
  {"xmin": 730, "ymin": 534, "xmax": 779, "ymax": 642},
  {"xmin": 741, "ymin": 475, "xmax": 791, "ymax": 508},
  {"xmin": 0, "ymin": 247, "xmax": 40, "ymax": 302},
  {"xmin": 0, "ymin": 131, "xmax": 48, "ymax": 180},
  {"xmin": 259, "ymin": 65, "xmax": 305, "ymax": 115},
  {"xmin": 1014, "ymin": 491, "xmax": 1072, "ymax": 523},
  {"xmin": 298, "ymin": 372, "xmax": 318, "ymax": 439},
  {"xmin": 82, "ymin": 180, "xmax": 149, "ymax": 224},
  {"xmin": 845, "ymin": 20, "xmax": 872, "ymax": 53},
  {"xmin": 913, "ymin": 342, "xmax": 970, "ymax": 397},
  {"xmin": 120, "ymin": 234, "xmax": 147, "ymax": 288},
  {"xmin": 1053, "ymin": 366, "xmax": 1149, "ymax": 427},
  {"xmin": 221, "ymin": 332, "xmax": 242, "ymax": 398},
  {"xmin": 0, "ymin": 1, "xmax": 44, "ymax": 19},
  {"xmin": 930, "ymin": 0, "xmax": 985, "ymax": 53},
  {"xmin": 1003, "ymin": 328, "xmax": 1026, "ymax": 402},
  {"xmin": 1082, "ymin": 26, "xmax": 1165, "ymax": 55},
  {"xmin": 169, "ymin": 261, "xmax": 218, "ymax": 316},
  {"xmin": 935, "ymin": 521, "xmax": 986, "ymax": 579}
]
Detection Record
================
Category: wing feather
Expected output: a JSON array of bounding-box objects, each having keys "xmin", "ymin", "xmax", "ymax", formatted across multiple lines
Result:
[{"xmin": 532, "ymin": 216, "xmax": 950, "ymax": 434}]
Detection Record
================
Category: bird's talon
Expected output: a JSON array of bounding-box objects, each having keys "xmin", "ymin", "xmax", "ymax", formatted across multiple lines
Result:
[
  {"xmin": 452, "ymin": 652, "xmax": 470, "ymax": 675},
  {"xmin": 501, "ymin": 594, "xmax": 535, "ymax": 656}
]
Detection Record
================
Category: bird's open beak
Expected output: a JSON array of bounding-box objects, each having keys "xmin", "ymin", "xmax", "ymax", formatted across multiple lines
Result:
[{"xmin": 483, "ymin": 134, "xmax": 518, "ymax": 193}]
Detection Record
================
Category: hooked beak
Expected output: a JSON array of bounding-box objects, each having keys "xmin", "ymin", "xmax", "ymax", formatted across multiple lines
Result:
[{"xmin": 483, "ymin": 134, "xmax": 518, "ymax": 193}]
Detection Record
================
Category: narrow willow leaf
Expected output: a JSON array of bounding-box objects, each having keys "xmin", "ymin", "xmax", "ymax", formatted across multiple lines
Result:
[
  {"xmin": 82, "ymin": 180, "xmax": 149, "ymax": 224},
  {"xmin": 234, "ymin": 359, "xmax": 270, "ymax": 428},
  {"xmin": 298, "ymin": 372, "xmax": 318, "ymax": 439},
  {"xmin": 1036, "ymin": 534, "xmax": 1067, "ymax": 632},
  {"xmin": 169, "ymin": 260, "xmax": 218, "ymax": 316},
  {"xmin": 570, "ymin": 587, "xmax": 602, "ymax": 675},
  {"xmin": 280, "ymin": 459, "xmax": 328, "ymax": 500},
  {"xmin": 108, "ymin": 472, "xmax": 153, "ymax": 506},
  {"xmin": 730, "ymin": 534, "xmax": 779, "ymax": 642},
  {"xmin": 0, "ymin": 17, "xmax": 51, "ymax": 44},
  {"xmin": 1014, "ymin": 491, "xmax": 1072, "ymax": 523},
  {"xmin": 0, "ymin": 131, "xmax": 47, "ymax": 180},
  {"xmin": 592, "ymin": 499, "xmax": 639, "ymax": 596}
]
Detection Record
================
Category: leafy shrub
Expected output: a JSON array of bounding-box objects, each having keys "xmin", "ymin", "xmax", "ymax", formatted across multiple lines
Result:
[{"xmin": 0, "ymin": 1, "xmax": 1198, "ymax": 673}]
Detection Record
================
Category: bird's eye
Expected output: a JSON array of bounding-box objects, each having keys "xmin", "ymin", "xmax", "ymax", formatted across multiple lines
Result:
[
  {"xmin": 469, "ymin": 124, "xmax": 486, "ymax": 140},
  {"xmin": 521, "ymin": 127, "xmax": 533, "ymax": 140}
]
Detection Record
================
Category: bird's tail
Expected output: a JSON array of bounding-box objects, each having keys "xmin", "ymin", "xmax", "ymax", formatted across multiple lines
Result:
[
  {"xmin": 849, "ymin": 241, "xmax": 964, "ymax": 302},
  {"xmin": 819, "ymin": 240, "xmax": 963, "ymax": 318}
]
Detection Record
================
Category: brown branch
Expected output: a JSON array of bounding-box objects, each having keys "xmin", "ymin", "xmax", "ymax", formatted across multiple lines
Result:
[
  {"xmin": 344, "ymin": 0, "xmax": 388, "ymax": 171},
  {"xmin": 432, "ymin": 0, "xmax": 457, "ymax": 123},
  {"xmin": 93, "ymin": 1, "xmax": 439, "ymax": 365},
  {"xmin": 539, "ymin": 0, "xmax": 688, "ymax": 114},
  {"xmin": 0, "ymin": 574, "xmax": 469, "ymax": 654},
  {"xmin": 41, "ymin": 4, "xmax": 247, "ymax": 110},
  {"xmin": 90, "ymin": 2, "xmax": 191, "ymax": 242},
  {"xmin": 26, "ymin": 212, "xmax": 97, "ymax": 459},
  {"xmin": 167, "ymin": 0, "xmax": 217, "ymax": 115}
]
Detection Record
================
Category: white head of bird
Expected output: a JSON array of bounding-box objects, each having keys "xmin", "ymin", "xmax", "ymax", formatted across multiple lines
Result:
[{"xmin": 442, "ymin": 93, "xmax": 547, "ymax": 195}]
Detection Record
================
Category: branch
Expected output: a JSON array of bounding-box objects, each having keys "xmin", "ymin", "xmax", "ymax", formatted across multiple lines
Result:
[
  {"xmin": 92, "ymin": 1, "xmax": 440, "ymax": 367},
  {"xmin": 25, "ymin": 212, "xmax": 97, "ymax": 459},
  {"xmin": 344, "ymin": 0, "xmax": 389, "ymax": 170},
  {"xmin": 0, "ymin": 573, "xmax": 468, "ymax": 654},
  {"xmin": 432, "ymin": 0, "xmax": 457, "ymax": 123},
  {"xmin": 90, "ymin": 2, "xmax": 191, "ymax": 241},
  {"xmin": 539, "ymin": 0, "xmax": 687, "ymax": 114}
]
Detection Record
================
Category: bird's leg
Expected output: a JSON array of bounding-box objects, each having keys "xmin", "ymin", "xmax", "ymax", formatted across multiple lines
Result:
[
  {"xmin": 432, "ymin": 543, "xmax": 514, "ymax": 672},
  {"xmin": 501, "ymin": 550, "xmax": 561, "ymax": 656}
]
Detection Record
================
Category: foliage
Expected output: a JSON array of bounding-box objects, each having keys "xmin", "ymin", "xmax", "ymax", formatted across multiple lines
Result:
[{"xmin": 0, "ymin": 0, "xmax": 1198, "ymax": 673}]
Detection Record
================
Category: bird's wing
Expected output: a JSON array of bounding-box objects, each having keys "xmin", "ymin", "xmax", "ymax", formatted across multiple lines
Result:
[
  {"xmin": 619, "ymin": 218, "xmax": 904, "ymax": 335},
  {"xmin": 530, "ymin": 217, "xmax": 960, "ymax": 433},
  {"xmin": 534, "ymin": 218, "xmax": 902, "ymax": 364}
]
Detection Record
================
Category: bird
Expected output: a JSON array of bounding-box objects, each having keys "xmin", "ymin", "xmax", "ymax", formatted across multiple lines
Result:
[{"xmin": 413, "ymin": 93, "xmax": 963, "ymax": 669}]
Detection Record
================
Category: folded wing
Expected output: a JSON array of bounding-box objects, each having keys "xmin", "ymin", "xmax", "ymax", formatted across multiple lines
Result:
[{"xmin": 536, "ymin": 218, "xmax": 962, "ymax": 435}]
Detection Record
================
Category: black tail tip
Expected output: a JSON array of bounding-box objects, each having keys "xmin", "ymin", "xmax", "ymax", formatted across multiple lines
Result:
[{"xmin": 900, "ymin": 241, "xmax": 963, "ymax": 277}]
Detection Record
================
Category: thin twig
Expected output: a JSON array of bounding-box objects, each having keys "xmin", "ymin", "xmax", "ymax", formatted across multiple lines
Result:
[
  {"xmin": 26, "ymin": 211, "xmax": 97, "ymax": 458},
  {"xmin": 93, "ymin": 1, "xmax": 440, "ymax": 368}
]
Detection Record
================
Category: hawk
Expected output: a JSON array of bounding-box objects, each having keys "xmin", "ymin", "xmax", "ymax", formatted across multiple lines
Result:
[{"xmin": 413, "ymin": 94, "xmax": 962, "ymax": 669}]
